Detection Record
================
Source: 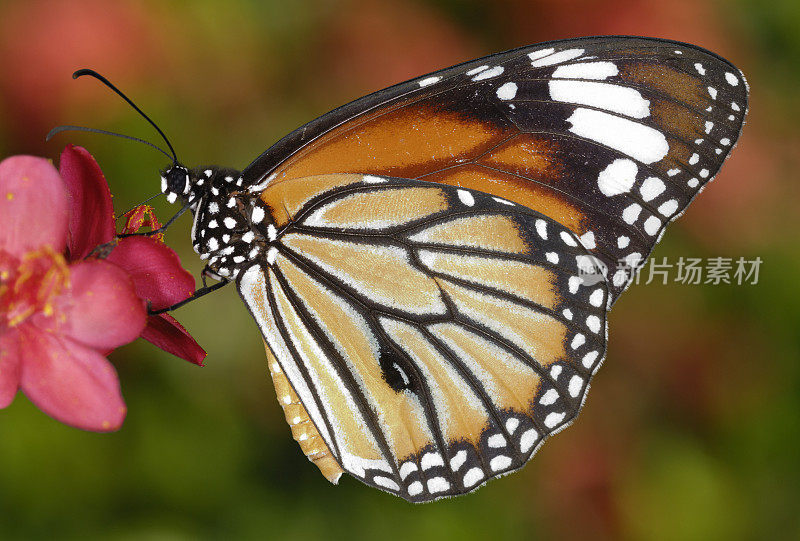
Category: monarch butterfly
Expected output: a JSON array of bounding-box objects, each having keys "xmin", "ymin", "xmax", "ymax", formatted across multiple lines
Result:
[{"xmin": 64, "ymin": 36, "xmax": 748, "ymax": 502}]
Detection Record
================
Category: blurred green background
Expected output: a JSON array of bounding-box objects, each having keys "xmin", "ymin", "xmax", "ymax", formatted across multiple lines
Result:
[{"xmin": 1, "ymin": 0, "xmax": 798, "ymax": 539}]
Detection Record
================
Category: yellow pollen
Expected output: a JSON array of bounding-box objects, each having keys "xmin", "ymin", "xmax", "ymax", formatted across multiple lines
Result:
[
  {"xmin": 5, "ymin": 192, "xmax": 13, "ymax": 200},
  {"xmin": 4, "ymin": 246, "xmax": 70, "ymax": 328}
]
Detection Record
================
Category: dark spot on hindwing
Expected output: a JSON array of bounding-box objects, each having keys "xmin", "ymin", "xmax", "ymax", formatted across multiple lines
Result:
[{"xmin": 378, "ymin": 343, "xmax": 416, "ymax": 393}]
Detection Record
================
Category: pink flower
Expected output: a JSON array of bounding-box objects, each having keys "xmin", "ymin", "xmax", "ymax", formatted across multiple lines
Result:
[
  {"xmin": 0, "ymin": 145, "xmax": 206, "ymax": 431},
  {"xmin": 0, "ymin": 154, "xmax": 144, "ymax": 431},
  {"xmin": 58, "ymin": 145, "xmax": 206, "ymax": 366}
]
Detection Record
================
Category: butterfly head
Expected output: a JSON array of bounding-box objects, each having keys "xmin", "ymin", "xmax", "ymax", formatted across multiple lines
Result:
[{"xmin": 160, "ymin": 163, "xmax": 193, "ymax": 205}]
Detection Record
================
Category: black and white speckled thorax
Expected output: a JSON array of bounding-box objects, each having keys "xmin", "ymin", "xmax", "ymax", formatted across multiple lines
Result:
[{"xmin": 161, "ymin": 165, "xmax": 273, "ymax": 282}]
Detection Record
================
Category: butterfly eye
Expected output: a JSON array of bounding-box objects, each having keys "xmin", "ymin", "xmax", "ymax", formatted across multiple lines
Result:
[{"xmin": 164, "ymin": 166, "xmax": 190, "ymax": 195}]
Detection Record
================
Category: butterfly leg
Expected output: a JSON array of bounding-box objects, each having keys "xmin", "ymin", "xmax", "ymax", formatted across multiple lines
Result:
[{"xmin": 148, "ymin": 279, "xmax": 229, "ymax": 315}]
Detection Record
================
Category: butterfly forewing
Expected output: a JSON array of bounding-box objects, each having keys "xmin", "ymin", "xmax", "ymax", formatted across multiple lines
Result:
[
  {"xmin": 236, "ymin": 173, "xmax": 608, "ymax": 502},
  {"xmin": 243, "ymin": 36, "xmax": 748, "ymax": 304}
]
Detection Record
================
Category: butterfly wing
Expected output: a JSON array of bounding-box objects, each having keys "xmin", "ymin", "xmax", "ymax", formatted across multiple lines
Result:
[
  {"xmin": 236, "ymin": 173, "xmax": 608, "ymax": 502},
  {"xmin": 243, "ymin": 36, "xmax": 749, "ymax": 304}
]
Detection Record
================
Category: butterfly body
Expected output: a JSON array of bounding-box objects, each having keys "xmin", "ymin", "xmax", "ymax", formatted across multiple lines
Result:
[{"xmin": 154, "ymin": 36, "xmax": 747, "ymax": 502}]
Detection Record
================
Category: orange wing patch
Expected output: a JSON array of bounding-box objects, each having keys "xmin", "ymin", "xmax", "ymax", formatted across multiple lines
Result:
[
  {"xmin": 619, "ymin": 62, "xmax": 706, "ymax": 108},
  {"xmin": 261, "ymin": 173, "xmax": 363, "ymax": 227},
  {"xmin": 429, "ymin": 323, "xmax": 543, "ymax": 414},
  {"xmin": 270, "ymin": 105, "xmax": 515, "ymax": 182},
  {"xmin": 417, "ymin": 249, "xmax": 560, "ymax": 310},
  {"xmin": 436, "ymin": 277, "xmax": 568, "ymax": 368},
  {"xmin": 421, "ymin": 164, "xmax": 588, "ymax": 234},
  {"xmin": 478, "ymin": 134, "xmax": 559, "ymax": 176},
  {"xmin": 280, "ymin": 232, "xmax": 447, "ymax": 316},
  {"xmin": 407, "ymin": 214, "xmax": 531, "ymax": 254},
  {"xmin": 299, "ymin": 186, "xmax": 448, "ymax": 230}
]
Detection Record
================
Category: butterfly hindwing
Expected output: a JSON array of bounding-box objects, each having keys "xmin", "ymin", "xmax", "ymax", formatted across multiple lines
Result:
[
  {"xmin": 236, "ymin": 173, "xmax": 609, "ymax": 502},
  {"xmin": 243, "ymin": 36, "xmax": 748, "ymax": 305}
]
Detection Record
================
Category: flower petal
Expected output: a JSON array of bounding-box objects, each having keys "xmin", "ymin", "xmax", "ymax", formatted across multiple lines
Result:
[
  {"xmin": 59, "ymin": 145, "xmax": 116, "ymax": 261},
  {"xmin": 56, "ymin": 260, "xmax": 146, "ymax": 350},
  {"xmin": 106, "ymin": 236, "xmax": 195, "ymax": 310},
  {"xmin": 0, "ymin": 156, "xmax": 68, "ymax": 257},
  {"xmin": 17, "ymin": 325, "xmax": 126, "ymax": 432},
  {"xmin": 141, "ymin": 313, "xmax": 206, "ymax": 366},
  {"xmin": 0, "ymin": 328, "xmax": 22, "ymax": 408}
]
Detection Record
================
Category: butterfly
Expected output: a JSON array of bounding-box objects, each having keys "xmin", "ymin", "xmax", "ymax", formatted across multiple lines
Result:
[{"xmin": 73, "ymin": 35, "xmax": 749, "ymax": 502}]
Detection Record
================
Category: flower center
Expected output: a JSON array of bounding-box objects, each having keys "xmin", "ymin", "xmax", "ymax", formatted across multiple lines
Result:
[{"xmin": 0, "ymin": 245, "xmax": 70, "ymax": 329}]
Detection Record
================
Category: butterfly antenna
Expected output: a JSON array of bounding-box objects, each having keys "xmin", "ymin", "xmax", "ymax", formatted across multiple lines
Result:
[
  {"xmin": 117, "ymin": 192, "xmax": 164, "ymax": 220},
  {"xmin": 46, "ymin": 125, "xmax": 174, "ymax": 161},
  {"xmin": 72, "ymin": 68, "xmax": 178, "ymax": 164}
]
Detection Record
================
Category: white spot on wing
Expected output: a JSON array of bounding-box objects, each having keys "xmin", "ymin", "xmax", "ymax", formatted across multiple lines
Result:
[
  {"xmin": 568, "ymin": 375, "xmax": 583, "ymax": 397},
  {"xmin": 421, "ymin": 452, "xmax": 444, "ymax": 470},
  {"xmin": 530, "ymin": 48, "xmax": 584, "ymax": 67},
  {"xmin": 544, "ymin": 412, "xmax": 566, "ymax": 428},
  {"xmin": 457, "ymin": 189, "xmax": 475, "ymax": 206},
  {"xmin": 496, "ymin": 82, "xmax": 518, "ymax": 100},
  {"xmin": 540, "ymin": 389, "xmax": 558, "ymax": 405},
  {"xmin": 549, "ymin": 80, "xmax": 650, "ymax": 118},
  {"xmin": 535, "ymin": 219, "xmax": 548, "ymax": 240},
  {"xmin": 566, "ymin": 108, "xmax": 669, "ymax": 164},
  {"xmin": 579, "ymin": 231, "xmax": 596, "ymax": 249},
  {"xmin": 463, "ymin": 467, "xmax": 484, "ymax": 487},
  {"xmin": 639, "ymin": 177, "xmax": 666, "ymax": 201},
  {"xmin": 505, "ymin": 418, "xmax": 520, "ymax": 434},
  {"xmin": 472, "ymin": 66, "xmax": 504, "ymax": 81},
  {"xmin": 427, "ymin": 477, "xmax": 450, "ymax": 493},
  {"xmin": 252, "ymin": 206, "xmax": 265, "ymax": 224},
  {"xmin": 586, "ymin": 315, "xmax": 601, "ymax": 334},
  {"xmin": 418, "ymin": 76, "xmax": 441, "ymax": 87},
  {"xmin": 552, "ymin": 61, "xmax": 618, "ymax": 80},
  {"xmin": 597, "ymin": 158, "xmax": 638, "ymax": 196},
  {"xmin": 622, "ymin": 203, "xmax": 642, "ymax": 224},
  {"xmin": 560, "ymin": 231, "xmax": 577, "ymax": 246},
  {"xmin": 658, "ymin": 199, "xmax": 679, "ymax": 217},
  {"xmin": 399, "ymin": 461, "xmax": 418, "ymax": 479},
  {"xmin": 527, "ymin": 48, "xmax": 555, "ymax": 62},
  {"xmin": 644, "ymin": 215, "xmax": 661, "ymax": 236},
  {"xmin": 363, "ymin": 175, "xmax": 386, "ymax": 184},
  {"xmin": 520, "ymin": 429, "xmax": 538, "ymax": 453},
  {"xmin": 490, "ymin": 456, "xmax": 512, "ymax": 471},
  {"xmin": 487, "ymin": 434, "xmax": 507, "ymax": 448},
  {"xmin": 465, "ymin": 65, "xmax": 488, "ymax": 76},
  {"xmin": 450, "ymin": 450, "xmax": 467, "ymax": 471},
  {"xmin": 373, "ymin": 476, "xmax": 400, "ymax": 491}
]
